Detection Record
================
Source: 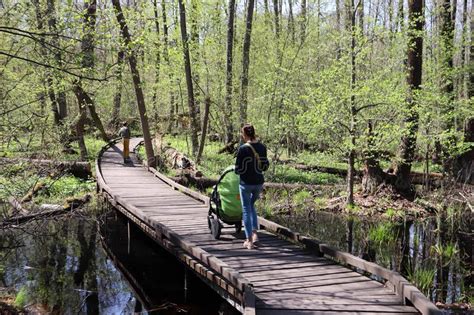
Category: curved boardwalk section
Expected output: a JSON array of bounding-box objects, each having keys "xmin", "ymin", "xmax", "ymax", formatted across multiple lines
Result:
[{"xmin": 97, "ymin": 138, "xmax": 440, "ymax": 315}]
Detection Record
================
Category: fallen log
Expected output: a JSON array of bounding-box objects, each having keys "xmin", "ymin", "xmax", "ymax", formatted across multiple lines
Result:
[
  {"xmin": 0, "ymin": 158, "xmax": 91, "ymax": 179},
  {"xmin": 217, "ymin": 140, "xmax": 238, "ymax": 155},
  {"xmin": 275, "ymin": 160, "xmax": 444, "ymax": 187},
  {"xmin": 159, "ymin": 146, "xmax": 203, "ymax": 177},
  {"xmin": 2, "ymin": 194, "xmax": 91, "ymax": 226},
  {"xmin": 7, "ymin": 197, "xmax": 28, "ymax": 216}
]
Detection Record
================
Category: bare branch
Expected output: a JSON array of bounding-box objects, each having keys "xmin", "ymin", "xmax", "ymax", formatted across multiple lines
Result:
[{"xmin": 0, "ymin": 51, "xmax": 110, "ymax": 81}]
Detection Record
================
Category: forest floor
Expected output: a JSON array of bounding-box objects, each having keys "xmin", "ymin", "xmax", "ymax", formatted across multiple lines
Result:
[{"xmin": 151, "ymin": 135, "xmax": 472, "ymax": 222}]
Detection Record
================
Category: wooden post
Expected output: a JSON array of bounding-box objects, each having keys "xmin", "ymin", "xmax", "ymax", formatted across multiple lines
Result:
[{"xmin": 243, "ymin": 285, "xmax": 256, "ymax": 315}]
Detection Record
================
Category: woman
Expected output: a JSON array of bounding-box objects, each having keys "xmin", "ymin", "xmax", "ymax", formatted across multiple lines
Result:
[{"xmin": 235, "ymin": 124, "xmax": 269, "ymax": 249}]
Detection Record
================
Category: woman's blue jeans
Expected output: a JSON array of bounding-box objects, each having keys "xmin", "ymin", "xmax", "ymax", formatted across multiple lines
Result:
[{"xmin": 239, "ymin": 184, "xmax": 263, "ymax": 239}]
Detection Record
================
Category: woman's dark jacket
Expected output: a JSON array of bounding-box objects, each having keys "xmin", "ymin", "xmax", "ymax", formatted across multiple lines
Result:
[{"xmin": 235, "ymin": 142, "xmax": 269, "ymax": 185}]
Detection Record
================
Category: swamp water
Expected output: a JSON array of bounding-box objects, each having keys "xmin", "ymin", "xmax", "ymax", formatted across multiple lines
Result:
[
  {"xmin": 270, "ymin": 209, "xmax": 473, "ymax": 312},
  {"xmin": 0, "ymin": 209, "xmax": 239, "ymax": 314},
  {"xmin": 1, "ymin": 205, "xmax": 471, "ymax": 314}
]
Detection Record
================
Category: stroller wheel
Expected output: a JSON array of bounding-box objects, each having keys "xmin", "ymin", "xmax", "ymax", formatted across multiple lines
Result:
[
  {"xmin": 210, "ymin": 218, "xmax": 221, "ymax": 240},
  {"xmin": 235, "ymin": 221, "xmax": 242, "ymax": 234}
]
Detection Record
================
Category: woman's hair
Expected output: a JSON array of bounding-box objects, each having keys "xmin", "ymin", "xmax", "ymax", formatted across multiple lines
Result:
[{"xmin": 242, "ymin": 123, "xmax": 256, "ymax": 140}]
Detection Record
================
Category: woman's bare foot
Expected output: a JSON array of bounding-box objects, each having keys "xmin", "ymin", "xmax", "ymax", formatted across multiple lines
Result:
[
  {"xmin": 243, "ymin": 240, "xmax": 254, "ymax": 249},
  {"xmin": 252, "ymin": 231, "xmax": 259, "ymax": 244}
]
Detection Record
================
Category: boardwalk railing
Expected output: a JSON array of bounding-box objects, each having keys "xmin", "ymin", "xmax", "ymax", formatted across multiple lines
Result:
[
  {"xmin": 96, "ymin": 138, "xmax": 440, "ymax": 315},
  {"xmin": 257, "ymin": 216, "xmax": 440, "ymax": 315}
]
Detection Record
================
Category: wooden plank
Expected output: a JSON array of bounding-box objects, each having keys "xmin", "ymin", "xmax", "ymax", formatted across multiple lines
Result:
[
  {"xmin": 257, "ymin": 309, "xmax": 418, "ymax": 315},
  {"xmin": 257, "ymin": 294, "xmax": 403, "ymax": 305},
  {"xmin": 257, "ymin": 300, "xmax": 418, "ymax": 312}
]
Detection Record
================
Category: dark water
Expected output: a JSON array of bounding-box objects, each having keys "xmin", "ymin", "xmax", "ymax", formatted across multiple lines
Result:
[
  {"xmin": 0, "ymin": 209, "xmax": 239, "ymax": 314},
  {"xmin": 270, "ymin": 209, "xmax": 473, "ymax": 311}
]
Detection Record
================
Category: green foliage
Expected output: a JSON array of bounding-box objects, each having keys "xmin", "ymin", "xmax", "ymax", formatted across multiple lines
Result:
[
  {"xmin": 368, "ymin": 222, "xmax": 398, "ymax": 246},
  {"xmin": 292, "ymin": 190, "xmax": 312, "ymax": 205},
  {"xmin": 383, "ymin": 208, "xmax": 405, "ymax": 220},
  {"xmin": 430, "ymin": 243, "xmax": 459, "ymax": 266},
  {"xmin": 14, "ymin": 287, "xmax": 28, "ymax": 308},
  {"xmin": 406, "ymin": 265, "xmax": 436, "ymax": 297},
  {"xmin": 268, "ymin": 165, "xmax": 342, "ymax": 185},
  {"xmin": 35, "ymin": 176, "xmax": 94, "ymax": 203}
]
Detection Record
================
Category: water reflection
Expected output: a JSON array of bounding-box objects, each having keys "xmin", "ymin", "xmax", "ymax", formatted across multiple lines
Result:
[
  {"xmin": 271, "ymin": 210, "xmax": 472, "ymax": 308},
  {"xmin": 1, "ymin": 210, "xmax": 239, "ymax": 314}
]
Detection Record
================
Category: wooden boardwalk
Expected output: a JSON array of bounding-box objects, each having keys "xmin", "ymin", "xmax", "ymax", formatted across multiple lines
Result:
[{"xmin": 96, "ymin": 138, "xmax": 440, "ymax": 315}]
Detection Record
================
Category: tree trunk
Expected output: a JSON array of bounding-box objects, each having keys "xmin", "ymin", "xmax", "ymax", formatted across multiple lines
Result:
[
  {"xmin": 224, "ymin": 0, "xmax": 236, "ymax": 143},
  {"xmin": 46, "ymin": 0, "xmax": 67, "ymax": 121},
  {"xmin": 396, "ymin": 0, "xmax": 404, "ymax": 31},
  {"xmin": 362, "ymin": 121, "xmax": 385, "ymax": 194},
  {"xmin": 470, "ymin": 3, "xmax": 474, "ymax": 99},
  {"xmin": 346, "ymin": 0, "xmax": 357, "ymax": 207},
  {"xmin": 388, "ymin": 0, "xmax": 393, "ymax": 31},
  {"xmin": 440, "ymin": 0, "xmax": 455, "ymax": 105},
  {"xmin": 190, "ymin": 0, "xmax": 201, "ymax": 122},
  {"xmin": 358, "ymin": 0, "xmax": 364, "ymax": 33},
  {"xmin": 178, "ymin": 0, "xmax": 199, "ymax": 156},
  {"xmin": 196, "ymin": 96, "xmax": 210, "ymax": 164},
  {"xmin": 76, "ymin": 99, "xmax": 88, "ymax": 161},
  {"xmin": 336, "ymin": 0, "xmax": 341, "ymax": 58},
  {"xmin": 73, "ymin": 83, "xmax": 108, "ymax": 142},
  {"xmin": 272, "ymin": 0, "xmax": 280, "ymax": 38},
  {"xmin": 451, "ymin": 118, "xmax": 474, "ymax": 184},
  {"xmin": 460, "ymin": 0, "xmax": 468, "ymax": 99},
  {"xmin": 300, "ymin": 0, "xmax": 307, "ymax": 42},
  {"xmin": 110, "ymin": 49, "xmax": 125, "ymax": 129},
  {"xmin": 151, "ymin": 0, "xmax": 161, "ymax": 107},
  {"xmin": 288, "ymin": 0, "xmax": 295, "ymax": 43},
  {"xmin": 32, "ymin": 0, "xmax": 60, "ymax": 126},
  {"xmin": 395, "ymin": 0, "xmax": 424, "ymax": 194},
  {"xmin": 161, "ymin": 0, "xmax": 176, "ymax": 134},
  {"xmin": 239, "ymin": 0, "xmax": 256, "ymax": 125},
  {"xmin": 112, "ymin": 0, "xmax": 155, "ymax": 166}
]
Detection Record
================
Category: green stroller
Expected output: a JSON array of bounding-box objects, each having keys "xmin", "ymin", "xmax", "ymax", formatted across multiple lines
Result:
[{"xmin": 207, "ymin": 166, "xmax": 242, "ymax": 239}]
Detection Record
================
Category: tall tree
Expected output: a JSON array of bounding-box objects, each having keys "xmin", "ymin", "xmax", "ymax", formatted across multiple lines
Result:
[
  {"xmin": 239, "ymin": 0, "xmax": 256, "ymax": 125},
  {"xmin": 272, "ymin": 0, "xmax": 280, "ymax": 38},
  {"xmin": 73, "ymin": 0, "xmax": 108, "ymax": 144},
  {"xmin": 151, "ymin": 0, "xmax": 161, "ymax": 107},
  {"xmin": 46, "ymin": 0, "xmax": 67, "ymax": 121},
  {"xmin": 32, "ymin": 0, "xmax": 61, "ymax": 126},
  {"xmin": 396, "ymin": 0, "xmax": 405, "ymax": 31},
  {"xmin": 110, "ymin": 49, "xmax": 125, "ymax": 129},
  {"xmin": 161, "ymin": 0, "xmax": 175, "ymax": 133},
  {"xmin": 178, "ymin": 0, "xmax": 200, "ymax": 156},
  {"xmin": 161, "ymin": 0, "xmax": 176, "ymax": 134},
  {"xmin": 112, "ymin": 0, "xmax": 155, "ymax": 165},
  {"xmin": 346, "ymin": 0, "xmax": 357, "ymax": 206},
  {"xmin": 288, "ymin": 0, "xmax": 296, "ymax": 43},
  {"xmin": 440, "ymin": 0, "xmax": 455, "ymax": 99},
  {"xmin": 224, "ymin": 0, "xmax": 236, "ymax": 143},
  {"xmin": 300, "ymin": 0, "xmax": 307, "ymax": 42},
  {"xmin": 395, "ymin": 0, "xmax": 424, "ymax": 193}
]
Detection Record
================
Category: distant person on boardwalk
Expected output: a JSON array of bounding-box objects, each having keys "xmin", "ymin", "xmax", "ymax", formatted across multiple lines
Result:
[
  {"xmin": 118, "ymin": 122, "xmax": 131, "ymax": 163},
  {"xmin": 235, "ymin": 124, "xmax": 269, "ymax": 249}
]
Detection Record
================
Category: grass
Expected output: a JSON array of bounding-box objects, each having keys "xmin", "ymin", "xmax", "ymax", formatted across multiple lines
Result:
[
  {"xmin": 13, "ymin": 287, "xmax": 27, "ymax": 308},
  {"xmin": 368, "ymin": 222, "xmax": 399, "ymax": 246},
  {"xmin": 406, "ymin": 265, "xmax": 436, "ymax": 297},
  {"xmin": 34, "ymin": 175, "xmax": 95, "ymax": 205}
]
